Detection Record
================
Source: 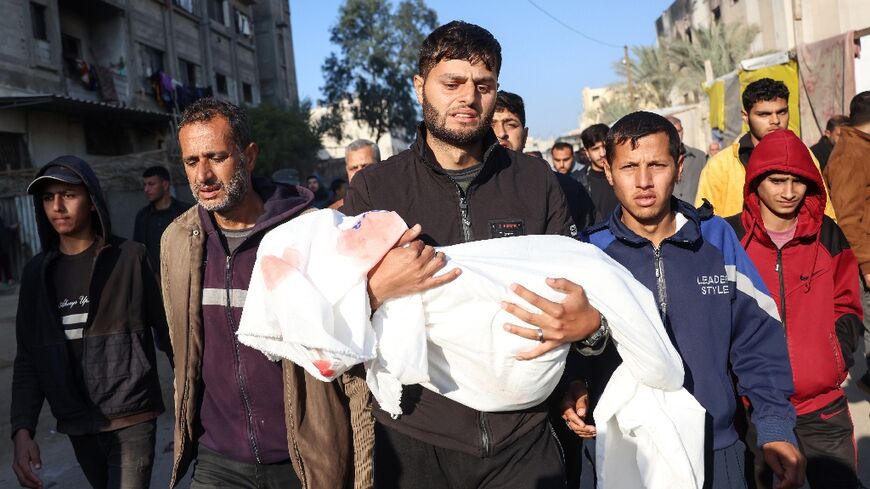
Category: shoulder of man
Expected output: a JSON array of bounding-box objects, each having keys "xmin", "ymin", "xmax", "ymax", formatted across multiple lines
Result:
[
  {"xmin": 818, "ymin": 215, "xmax": 851, "ymax": 256},
  {"xmin": 161, "ymin": 205, "xmax": 201, "ymax": 244}
]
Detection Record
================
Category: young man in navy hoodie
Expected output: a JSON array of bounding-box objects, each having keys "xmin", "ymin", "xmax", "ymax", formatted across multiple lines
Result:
[
  {"xmin": 728, "ymin": 129, "xmax": 862, "ymax": 489},
  {"xmin": 11, "ymin": 156, "xmax": 172, "ymax": 489},
  {"xmin": 580, "ymin": 112, "xmax": 805, "ymax": 489}
]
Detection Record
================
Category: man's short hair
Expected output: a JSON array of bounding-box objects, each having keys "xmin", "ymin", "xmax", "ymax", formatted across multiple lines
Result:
[
  {"xmin": 345, "ymin": 139, "xmax": 381, "ymax": 162},
  {"xmin": 495, "ymin": 91, "xmax": 526, "ymax": 127},
  {"xmin": 825, "ymin": 115, "xmax": 850, "ymax": 131},
  {"xmin": 142, "ymin": 165, "xmax": 170, "ymax": 181},
  {"xmin": 580, "ymin": 123, "xmax": 609, "ymax": 149},
  {"xmin": 742, "ymin": 78, "xmax": 789, "ymax": 112},
  {"xmin": 418, "ymin": 21, "xmax": 501, "ymax": 79},
  {"xmin": 551, "ymin": 141, "xmax": 573, "ymax": 155},
  {"xmin": 849, "ymin": 91, "xmax": 870, "ymax": 127},
  {"xmin": 178, "ymin": 97, "xmax": 252, "ymax": 153},
  {"xmin": 605, "ymin": 111, "xmax": 681, "ymax": 166}
]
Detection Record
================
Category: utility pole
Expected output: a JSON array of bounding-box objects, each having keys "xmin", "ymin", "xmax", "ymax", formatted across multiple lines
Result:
[{"xmin": 624, "ymin": 44, "xmax": 635, "ymax": 110}]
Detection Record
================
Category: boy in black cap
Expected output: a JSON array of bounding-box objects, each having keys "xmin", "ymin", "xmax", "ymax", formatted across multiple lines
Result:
[{"xmin": 10, "ymin": 156, "xmax": 172, "ymax": 489}]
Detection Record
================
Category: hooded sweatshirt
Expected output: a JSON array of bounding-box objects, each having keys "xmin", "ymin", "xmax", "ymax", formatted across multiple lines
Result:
[
  {"xmin": 726, "ymin": 129, "xmax": 863, "ymax": 415},
  {"xmin": 11, "ymin": 156, "xmax": 171, "ymax": 436}
]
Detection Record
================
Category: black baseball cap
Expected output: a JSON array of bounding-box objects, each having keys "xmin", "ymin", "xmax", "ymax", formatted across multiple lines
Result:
[{"xmin": 27, "ymin": 166, "xmax": 83, "ymax": 195}]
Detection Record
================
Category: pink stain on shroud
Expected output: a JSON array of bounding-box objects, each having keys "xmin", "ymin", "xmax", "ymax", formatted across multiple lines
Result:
[
  {"xmin": 261, "ymin": 248, "xmax": 301, "ymax": 290},
  {"xmin": 336, "ymin": 212, "xmax": 407, "ymax": 270}
]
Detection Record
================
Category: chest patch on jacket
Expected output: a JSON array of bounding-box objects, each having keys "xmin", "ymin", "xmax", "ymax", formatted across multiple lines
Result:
[
  {"xmin": 697, "ymin": 274, "xmax": 730, "ymax": 295},
  {"xmin": 489, "ymin": 219, "xmax": 525, "ymax": 238}
]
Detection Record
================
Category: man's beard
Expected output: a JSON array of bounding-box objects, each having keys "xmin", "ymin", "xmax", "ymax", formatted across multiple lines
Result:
[
  {"xmin": 190, "ymin": 160, "xmax": 249, "ymax": 213},
  {"xmin": 422, "ymin": 95, "xmax": 493, "ymax": 147}
]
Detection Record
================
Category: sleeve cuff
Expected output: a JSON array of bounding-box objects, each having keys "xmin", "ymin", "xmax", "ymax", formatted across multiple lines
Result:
[{"xmin": 754, "ymin": 415, "xmax": 798, "ymax": 448}]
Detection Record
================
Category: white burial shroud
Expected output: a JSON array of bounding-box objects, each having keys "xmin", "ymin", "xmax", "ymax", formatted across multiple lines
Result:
[{"xmin": 237, "ymin": 209, "xmax": 706, "ymax": 489}]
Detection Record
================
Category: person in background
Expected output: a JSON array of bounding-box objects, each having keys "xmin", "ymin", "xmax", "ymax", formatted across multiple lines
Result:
[
  {"xmin": 306, "ymin": 174, "xmax": 331, "ymax": 208},
  {"xmin": 709, "ymin": 141, "xmax": 722, "ymax": 157},
  {"xmin": 727, "ymin": 129, "xmax": 862, "ymax": 489},
  {"xmin": 580, "ymin": 123, "xmax": 619, "ymax": 224},
  {"xmin": 666, "ymin": 114, "xmax": 707, "ymax": 204},
  {"xmin": 492, "ymin": 90, "xmax": 594, "ymax": 231},
  {"xmin": 332, "ymin": 139, "xmax": 380, "ymax": 210},
  {"xmin": 810, "ymin": 115, "xmax": 849, "ymax": 170},
  {"xmin": 695, "ymin": 78, "xmax": 835, "ymax": 219},
  {"xmin": 825, "ymin": 91, "xmax": 870, "ymax": 395},
  {"xmin": 134, "ymin": 165, "xmax": 192, "ymax": 273}
]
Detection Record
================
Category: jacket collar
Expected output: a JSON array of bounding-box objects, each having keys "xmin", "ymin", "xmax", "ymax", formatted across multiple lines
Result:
[
  {"xmin": 411, "ymin": 123, "xmax": 505, "ymax": 180},
  {"xmin": 737, "ymin": 133, "xmax": 754, "ymax": 167},
  {"xmin": 606, "ymin": 198, "xmax": 705, "ymax": 248}
]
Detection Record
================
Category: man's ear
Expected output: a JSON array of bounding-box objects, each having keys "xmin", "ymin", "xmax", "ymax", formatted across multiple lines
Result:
[
  {"xmin": 244, "ymin": 142, "xmax": 259, "ymax": 173},
  {"xmin": 676, "ymin": 155, "xmax": 685, "ymax": 183},
  {"xmin": 413, "ymin": 75, "xmax": 424, "ymax": 105},
  {"xmin": 603, "ymin": 162, "xmax": 614, "ymax": 186},
  {"xmin": 741, "ymin": 109, "xmax": 749, "ymax": 125}
]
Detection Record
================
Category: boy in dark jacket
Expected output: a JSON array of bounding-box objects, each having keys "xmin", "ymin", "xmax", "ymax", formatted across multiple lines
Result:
[
  {"xmin": 727, "ymin": 129, "xmax": 863, "ymax": 489},
  {"xmin": 11, "ymin": 156, "xmax": 172, "ymax": 489}
]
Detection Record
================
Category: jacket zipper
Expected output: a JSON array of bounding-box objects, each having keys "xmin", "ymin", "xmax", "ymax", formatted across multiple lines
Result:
[
  {"xmin": 225, "ymin": 255, "xmax": 262, "ymax": 463},
  {"xmin": 775, "ymin": 249, "xmax": 787, "ymax": 331},
  {"xmin": 458, "ymin": 191, "xmax": 473, "ymax": 243},
  {"xmin": 653, "ymin": 246, "xmax": 668, "ymax": 319},
  {"xmin": 478, "ymin": 411, "xmax": 492, "ymax": 457}
]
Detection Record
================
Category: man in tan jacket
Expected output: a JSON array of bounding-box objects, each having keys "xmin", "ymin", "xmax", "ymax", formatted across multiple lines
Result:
[
  {"xmin": 161, "ymin": 98, "xmax": 417, "ymax": 489},
  {"xmin": 825, "ymin": 91, "xmax": 870, "ymax": 391}
]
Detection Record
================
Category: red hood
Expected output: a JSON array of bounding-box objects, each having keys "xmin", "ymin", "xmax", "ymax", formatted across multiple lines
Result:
[{"xmin": 741, "ymin": 129, "xmax": 826, "ymax": 244}]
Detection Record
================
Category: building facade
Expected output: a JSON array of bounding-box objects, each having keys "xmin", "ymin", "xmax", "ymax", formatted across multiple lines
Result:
[
  {"xmin": 0, "ymin": 0, "xmax": 299, "ymax": 278},
  {"xmin": 656, "ymin": 0, "xmax": 870, "ymax": 52}
]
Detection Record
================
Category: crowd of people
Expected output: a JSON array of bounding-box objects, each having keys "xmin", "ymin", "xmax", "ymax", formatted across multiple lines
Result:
[{"xmin": 7, "ymin": 18, "xmax": 870, "ymax": 489}]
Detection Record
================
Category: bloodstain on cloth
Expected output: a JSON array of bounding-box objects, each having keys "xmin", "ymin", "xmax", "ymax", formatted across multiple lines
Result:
[
  {"xmin": 337, "ymin": 211, "xmax": 409, "ymax": 269},
  {"xmin": 312, "ymin": 358, "xmax": 335, "ymax": 378},
  {"xmin": 261, "ymin": 248, "xmax": 300, "ymax": 290}
]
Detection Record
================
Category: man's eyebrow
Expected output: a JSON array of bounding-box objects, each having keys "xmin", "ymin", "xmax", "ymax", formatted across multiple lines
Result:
[
  {"xmin": 472, "ymin": 75, "xmax": 496, "ymax": 84},
  {"xmin": 438, "ymin": 73, "xmax": 468, "ymax": 82}
]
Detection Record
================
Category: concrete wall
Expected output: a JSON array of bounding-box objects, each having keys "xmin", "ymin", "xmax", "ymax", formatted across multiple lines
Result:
[{"xmin": 27, "ymin": 110, "xmax": 87, "ymax": 165}]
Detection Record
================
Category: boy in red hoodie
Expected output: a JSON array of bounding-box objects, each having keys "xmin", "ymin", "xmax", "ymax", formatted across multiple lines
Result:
[{"xmin": 727, "ymin": 129, "xmax": 863, "ymax": 489}]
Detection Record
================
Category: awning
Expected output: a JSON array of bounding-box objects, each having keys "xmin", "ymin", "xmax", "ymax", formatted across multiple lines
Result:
[{"xmin": 0, "ymin": 94, "xmax": 171, "ymax": 125}]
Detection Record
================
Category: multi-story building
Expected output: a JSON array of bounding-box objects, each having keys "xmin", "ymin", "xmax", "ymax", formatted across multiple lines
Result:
[
  {"xmin": 656, "ymin": 0, "xmax": 870, "ymax": 52},
  {"xmin": 0, "ymin": 0, "xmax": 299, "ymax": 277}
]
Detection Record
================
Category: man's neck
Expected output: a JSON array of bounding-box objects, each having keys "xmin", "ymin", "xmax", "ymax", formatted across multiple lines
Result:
[
  {"xmin": 58, "ymin": 232, "xmax": 96, "ymax": 255},
  {"xmin": 759, "ymin": 206, "xmax": 798, "ymax": 232},
  {"xmin": 213, "ymin": 191, "xmax": 264, "ymax": 230},
  {"xmin": 426, "ymin": 132, "xmax": 484, "ymax": 170},
  {"xmin": 621, "ymin": 208, "xmax": 677, "ymax": 249},
  {"xmin": 854, "ymin": 122, "xmax": 870, "ymax": 136},
  {"xmin": 154, "ymin": 193, "xmax": 172, "ymax": 211}
]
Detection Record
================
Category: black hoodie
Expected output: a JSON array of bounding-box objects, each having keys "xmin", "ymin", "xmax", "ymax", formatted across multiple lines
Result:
[{"xmin": 11, "ymin": 156, "xmax": 172, "ymax": 437}]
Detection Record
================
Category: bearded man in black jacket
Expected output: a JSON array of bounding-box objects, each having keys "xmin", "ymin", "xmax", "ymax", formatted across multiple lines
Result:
[{"xmin": 344, "ymin": 20, "xmax": 608, "ymax": 488}]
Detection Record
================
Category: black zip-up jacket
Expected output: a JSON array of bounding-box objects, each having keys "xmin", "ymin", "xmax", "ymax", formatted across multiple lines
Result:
[
  {"xmin": 133, "ymin": 196, "xmax": 193, "ymax": 271},
  {"xmin": 11, "ymin": 156, "xmax": 172, "ymax": 437},
  {"xmin": 343, "ymin": 125, "xmax": 575, "ymax": 457}
]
